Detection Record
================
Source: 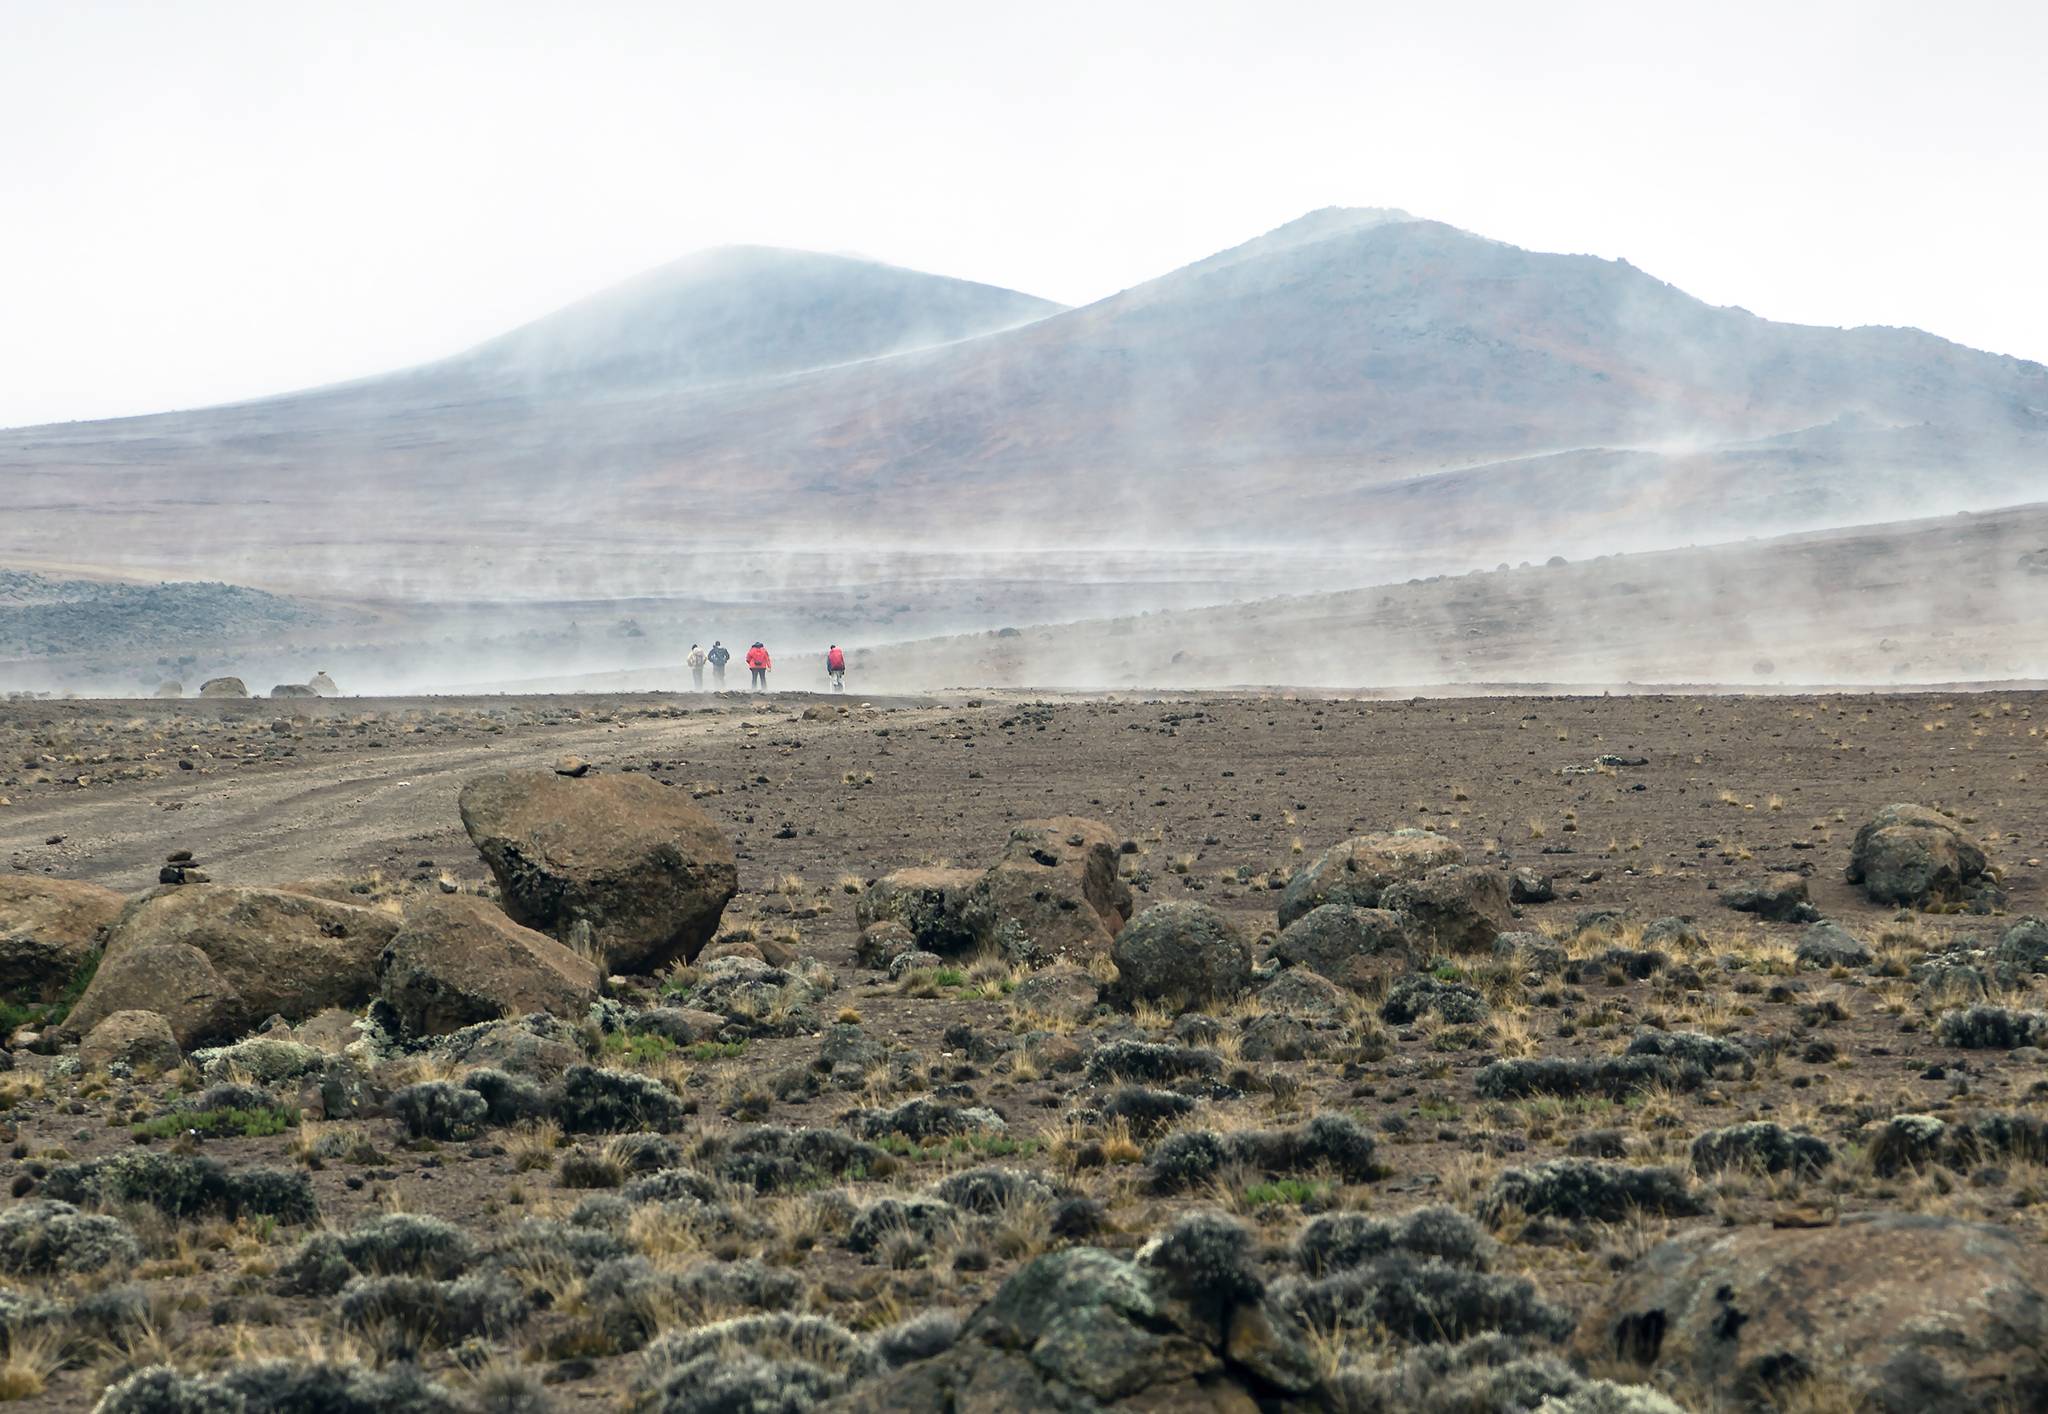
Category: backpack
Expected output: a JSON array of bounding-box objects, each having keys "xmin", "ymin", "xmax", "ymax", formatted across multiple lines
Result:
[{"xmin": 827, "ymin": 648, "xmax": 845, "ymax": 672}]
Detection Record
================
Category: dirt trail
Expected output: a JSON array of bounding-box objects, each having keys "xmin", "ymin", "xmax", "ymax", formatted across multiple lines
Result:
[{"xmin": 1, "ymin": 694, "xmax": 957, "ymax": 890}]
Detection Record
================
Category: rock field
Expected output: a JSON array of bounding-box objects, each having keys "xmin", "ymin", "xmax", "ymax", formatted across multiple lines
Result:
[{"xmin": 1, "ymin": 688, "xmax": 2046, "ymax": 1411}]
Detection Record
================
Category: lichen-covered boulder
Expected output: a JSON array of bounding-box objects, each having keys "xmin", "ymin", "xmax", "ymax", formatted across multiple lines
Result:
[
  {"xmin": 1108, "ymin": 903, "xmax": 1252, "ymax": 1012},
  {"xmin": 1583, "ymin": 1214, "xmax": 2048, "ymax": 1413},
  {"xmin": 1722, "ymin": 873, "xmax": 1818, "ymax": 923},
  {"xmin": 838, "ymin": 1217, "xmax": 1316, "ymax": 1411},
  {"xmin": 1278, "ymin": 830, "xmax": 1464, "ymax": 929},
  {"xmin": 1795, "ymin": 920, "xmax": 1871, "ymax": 970},
  {"xmin": 1272, "ymin": 904, "xmax": 1415, "ymax": 990},
  {"xmin": 853, "ymin": 867, "xmax": 985, "ymax": 956},
  {"xmin": 458, "ymin": 770, "xmax": 737, "ymax": 973},
  {"xmin": 1847, "ymin": 804, "xmax": 1993, "ymax": 907},
  {"xmin": 1381, "ymin": 865, "xmax": 1512, "ymax": 954},
  {"xmin": 967, "ymin": 816, "xmax": 1133, "ymax": 962}
]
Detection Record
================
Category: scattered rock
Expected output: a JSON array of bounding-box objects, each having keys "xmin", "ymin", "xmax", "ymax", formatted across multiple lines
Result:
[
  {"xmin": 848, "ymin": 1218, "xmax": 1318, "ymax": 1410},
  {"xmin": 1009, "ymin": 962, "xmax": 1100, "ymax": 1023},
  {"xmin": 1796, "ymin": 920, "xmax": 1871, "ymax": 969},
  {"xmin": 855, "ymin": 919, "xmax": 918, "ymax": 970},
  {"xmin": 1722, "ymin": 873, "xmax": 1818, "ymax": 923}
]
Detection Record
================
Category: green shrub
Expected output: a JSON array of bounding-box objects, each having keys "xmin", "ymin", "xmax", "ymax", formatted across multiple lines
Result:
[{"xmin": 133, "ymin": 1105, "xmax": 298, "ymax": 1141}]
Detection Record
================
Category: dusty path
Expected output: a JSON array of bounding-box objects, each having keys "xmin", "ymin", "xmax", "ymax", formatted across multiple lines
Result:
[{"xmin": 1, "ymin": 692, "xmax": 955, "ymax": 891}]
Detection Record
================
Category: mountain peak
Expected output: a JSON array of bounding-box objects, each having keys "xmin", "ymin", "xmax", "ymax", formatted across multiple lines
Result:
[{"xmin": 1160, "ymin": 206, "xmax": 1422, "ymax": 285}]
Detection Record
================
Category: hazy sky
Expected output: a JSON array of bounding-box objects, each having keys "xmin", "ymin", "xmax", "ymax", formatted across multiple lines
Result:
[{"xmin": 4, "ymin": 0, "xmax": 2043, "ymax": 427}]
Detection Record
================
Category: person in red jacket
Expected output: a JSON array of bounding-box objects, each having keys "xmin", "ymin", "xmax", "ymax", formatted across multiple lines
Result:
[
  {"xmin": 746, "ymin": 642, "xmax": 771, "ymax": 690},
  {"xmin": 825, "ymin": 644, "xmax": 846, "ymax": 692}
]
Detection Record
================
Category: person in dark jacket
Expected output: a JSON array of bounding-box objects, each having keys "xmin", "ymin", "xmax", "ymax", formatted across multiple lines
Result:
[{"xmin": 707, "ymin": 641, "xmax": 730, "ymax": 688}]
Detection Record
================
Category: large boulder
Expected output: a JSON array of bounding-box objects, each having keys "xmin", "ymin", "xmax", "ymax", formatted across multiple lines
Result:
[
  {"xmin": 1848, "ymin": 804, "xmax": 1994, "ymax": 907},
  {"xmin": 0, "ymin": 876, "xmax": 123, "ymax": 1001},
  {"xmin": 1277, "ymin": 830, "xmax": 1464, "ymax": 928},
  {"xmin": 966, "ymin": 817, "xmax": 1133, "ymax": 962},
  {"xmin": 63, "ymin": 885, "xmax": 398, "ymax": 1049},
  {"xmin": 1583, "ymin": 1214, "xmax": 2048, "ymax": 1413},
  {"xmin": 308, "ymin": 671, "xmax": 339, "ymax": 696},
  {"xmin": 1271, "ymin": 905, "xmax": 1415, "ymax": 990},
  {"xmin": 458, "ymin": 771, "xmax": 737, "ymax": 973},
  {"xmin": 1109, "ymin": 903, "xmax": 1252, "ymax": 1012},
  {"xmin": 1381, "ymin": 865, "xmax": 1512, "ymax": 954},
  {"xmin": 197, "ymin": 676, "xmax": 248, "ymax": 698},
  {"xmin": 853, "ymin": 868, "xmax": 985, "ymax": 956},
  {"xmin": 79, "ymin": 1010, "xmax": 183, "ymax": 1072},
  {"xmin": 840, "ymin": 1216, "xmax": 1316, "ymax": 1411},
  {"xmin": 378, "ymin": 894, "xmax": 601, "ymax": 1038}
]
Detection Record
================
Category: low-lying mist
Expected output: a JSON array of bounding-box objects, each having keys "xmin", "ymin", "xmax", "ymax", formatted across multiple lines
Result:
[{"xmin": 9, "ymin": 504, "xmax": 2048, "ymax": 699}]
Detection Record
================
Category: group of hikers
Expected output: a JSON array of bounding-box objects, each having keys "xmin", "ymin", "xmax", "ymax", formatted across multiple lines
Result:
[{"xmin": 684, "ymin": 640, "xmax": 846, "ymax": 693}]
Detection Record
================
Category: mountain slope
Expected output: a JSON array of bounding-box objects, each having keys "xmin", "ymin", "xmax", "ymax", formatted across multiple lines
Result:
[
  {"xmin": 1, "ymin": 210, "xmax": 2042, "ymax": 595},
  {"xmin": 436, "ymin": 246, "xmax": 1064, "ymax": 394}
]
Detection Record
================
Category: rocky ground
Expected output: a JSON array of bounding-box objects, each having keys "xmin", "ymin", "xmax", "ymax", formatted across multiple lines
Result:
[{"xmin": 1, "ymin": 689, "xmax": 2047, "ymax": 1412}]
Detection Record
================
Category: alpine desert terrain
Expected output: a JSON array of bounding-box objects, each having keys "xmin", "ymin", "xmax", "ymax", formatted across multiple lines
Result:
[
  {"xmin": 6, "ymin": 196, "xmax": 2048, "ymax": 1414},
  {"xmin": 3, "ymin": 687, "xmax": 2048, "ymax": 1411}
]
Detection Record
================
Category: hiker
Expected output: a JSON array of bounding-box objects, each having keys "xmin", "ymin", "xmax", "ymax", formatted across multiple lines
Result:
[
  {"xmin": 745, "ymin": 641, "xmax": 771, "ymax": 690},
  {"xmin": 707, "ymin": 640, "xmax": 730, "ymax": 688},
  {"xmin": 826, "ymin": 643, "xmax": 846, "ymax": 692},
  {"xmin": 685, "ymin": 643, "xmax": 707, "ymax": 691}
]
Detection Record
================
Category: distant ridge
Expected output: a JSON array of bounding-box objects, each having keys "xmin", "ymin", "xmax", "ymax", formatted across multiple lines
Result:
[{"xmin": 1, "ymin": 207, "xmax": 2041, "ymax": 592}]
